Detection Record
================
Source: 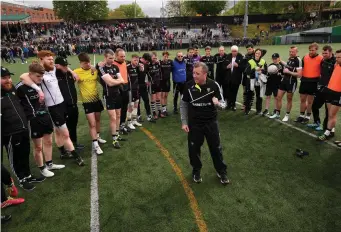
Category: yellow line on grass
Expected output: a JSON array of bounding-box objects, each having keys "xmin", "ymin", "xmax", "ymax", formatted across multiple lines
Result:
[{"xmin": 141, "ymin": 127, "xmax": 208, "ymax": 232}]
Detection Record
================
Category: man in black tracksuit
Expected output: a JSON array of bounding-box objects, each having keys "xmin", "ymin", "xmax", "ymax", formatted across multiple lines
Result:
[
  {"xmin": 180, "ymin": 62, "xmax": 229, "ymax": 185},
  {"xmin": 55, "ymin": 57, "xmax": 84, "ymax": 150},
  {"xmin": 309, "ymin": 45, "xmax": 336, "ymax": 131},
  {"xmin": 224, "ymin": 47, "xmax": 244, "ymax": 110},
  {"xmin": 214, "ymin": 46, "xmax": 228, "ymax": 87},
  {"xmin": 184, "ymin": 48, "xmax": 195, "ymax": 82},
  {"xmin": 1, "ymin": 67, "xmax": 45, "ymax": 191},
  {"xmin": 200, "ymin": 46, "xmax": 215, "ymax": 80}
]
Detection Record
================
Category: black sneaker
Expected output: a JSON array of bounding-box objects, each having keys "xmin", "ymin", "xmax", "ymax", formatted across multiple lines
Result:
[
  {"xmin": 1, "ymin": 215, "xmax": 12, "ymax": 224},
  {"xmin": 193, "ymin": 172, "xmax": 202, "ymax": 183},
  {"xmin": 147, "ymin": 115, "xmax": 156, "ymax": 123},
  {"xmin": 173, "ymin": 109, "xmax": 179, "ymax": 114},
  {"xmin": 125, "ymin": 126, "xmax": 132, "ymax": 133},
  {"xmin": 19, "ymin": 179, "xmax": 35, "ymax": 191},
  {"xmin": 217, "ymin": 173, "xmax": 230, "ymax": 185},
  {"xmin": 75, "ymin": 156, "xmax": 85, "ymax": 166},
  {"xmin": 256, "ymin": 110, "xmax": 262, "ymax": 115},
  {"xmin": 120, "ymin": 126, "xmax": 129, "ymax": 135},
  {"xmin": 294, "ymin": 116, "xmax": 305, "ymax": 123},
  {"xmin": 26, "ymin": 175, "xmax": 46, "ymax": 183},
  {"xmin": 137, "ymin": 116, "xmax": 144, "ymax": 123},
  {"xmin": 301, "ymin": 117, "xmax": 310, "ymax": 124},
  {"xmin": 262, "ymin": 109, "xmax": 269, "ymax": 116},
  {"xmin": 113, "ymin": 140, "xmax": 121, "ymax": 149},
  {"xmin": 60, "ymin": 151, "xmax": 73, "ymax": 160},
  {"xmin": 117, "ymin": 135, "xmax": 127, "ymax": 141}
]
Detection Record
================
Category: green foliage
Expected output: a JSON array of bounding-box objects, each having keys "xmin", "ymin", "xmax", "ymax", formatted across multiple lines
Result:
[
  {"xmin": 114, "ymin": 3, "xmax": 146, "ymax": 18},
  {"xmin": 165, "ymin": 0, "xmax": 196, "ymax": 17},
  {"xmin": 184, "ymin": 1, "xmax": 227, "ymax": 16},
  {"xmin": 108, "ymin": 9, "xmax": 126, "ymax": 19},
  {"xmin": 52, "ymin": 0, "xmax": 109, "ymax": 22}
]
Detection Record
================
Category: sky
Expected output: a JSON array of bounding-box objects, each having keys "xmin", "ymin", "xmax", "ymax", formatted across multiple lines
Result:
[{"xmin": 9, "ymin": 0, "xmax": 165, "ymax": 17}]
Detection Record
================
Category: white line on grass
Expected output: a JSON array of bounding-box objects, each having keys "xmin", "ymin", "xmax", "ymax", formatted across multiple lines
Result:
[
  {"xmin": 235, "ymin": 102, "xmax": 341, "ymax": 150},
  {"xmin": 90, "ymin": 151, "xmax": 100, "ymax": 232}
]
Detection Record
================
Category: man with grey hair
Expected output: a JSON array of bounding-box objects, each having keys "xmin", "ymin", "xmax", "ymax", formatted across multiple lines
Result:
[{"xmin": 180, "ymin": 62, "xmax": 229, "ymax": 185}]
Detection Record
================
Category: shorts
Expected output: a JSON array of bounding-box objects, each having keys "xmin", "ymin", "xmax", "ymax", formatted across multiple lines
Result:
[
  {"xmin": 325, "ymin": 92, "xmax": 341, "ymax": 107},
  {"xmin": 104, "ymin": 95, "xmax": 121, "ymax": 110},
  {"xmin": 279, "ymin": 78, "xmax": 297, "ymax": 93},
  {"xmin": 299, "ymin": 81, "xmax": 318, "ymax": 95},
  {"xmin": 29, "ymin": 115, "xmax": 54, "ymax": 139},
  {"xmin": 160, "ymin": 79, "xmax": 171, "ymax": 92},
  {"xmin": 82, "ymin": 100, "xmax": 104, "ymax": 114},
  {"xmin": 131, "ymin": 90, "xmax": 139, "ymax": 102},
  {"xmin": 265, "ymin": 82, "xmax": 280, "ymax": 97},
  {"xmin": 48, "ymin": 103, "xmax": 67, "ymax": 128},
  {"xmin": 151, "ymin": 82, "xmax": 161, "ymax": 94}
]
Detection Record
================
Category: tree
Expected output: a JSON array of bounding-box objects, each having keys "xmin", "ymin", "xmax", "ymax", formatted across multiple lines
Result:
[
  {"xmin": 165, "ymin": 0, "xmax": 196, "ymax": 17},
  {"xmin": 115, "ymin": 3, "xmax": 145, "ymax": 18},
  {"xmin": 108, "ymin": 9, "xmax": 126, "ymax": 19},
  {"xmin": 184, "ymin": 1, "xmax": 227, "ymax": 16},
  {"xmin": 53, "ymin": 0, "xmax": 109, "ymax": 22}
]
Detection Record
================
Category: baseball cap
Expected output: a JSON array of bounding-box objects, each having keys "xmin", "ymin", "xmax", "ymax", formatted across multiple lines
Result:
[
  {"xmin": 55, "ymin": 57, "xmax": 70, "ymax": 66},
  {"xmin": 272, "ymin": 53, "xmax": 280, "ymax": 59},
  {"xmin": 1, "ymin": 67, "xmax": 14, "ymax": 77}
]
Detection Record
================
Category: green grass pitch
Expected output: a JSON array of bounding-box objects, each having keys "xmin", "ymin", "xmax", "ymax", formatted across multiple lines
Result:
[{"xmin": 2, "ymin": 44, "xmax": 341, "ymax": 232}]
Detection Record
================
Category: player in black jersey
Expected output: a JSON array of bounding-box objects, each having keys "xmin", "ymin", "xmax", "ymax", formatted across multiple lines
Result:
[
  {"xmin": 160, "ymin": 51, "xmax": 173, "ymax": 116},
  {"xmin": 148, "ymin": 52, "xmax": 164, "ymax": 119},
  {"xmin": 16, "ymin": 63, "xmax": 65, "ymax": 177},
  {"xmin": 97, "ymin": 49, "xmax": 125, "ymax": 149},
  {"xmin": 126, "ymin": 54, "xmax": 143, "ymax": 129},
  {"xmin": 200, "ymin": 46, "xmax": 215, "ymax": 79}
]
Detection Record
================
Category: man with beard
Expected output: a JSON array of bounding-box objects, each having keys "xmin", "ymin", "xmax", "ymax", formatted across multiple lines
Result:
[
  {"xmin": 55, "ymin": 57, "xmax": 84, "ymax": 150},
  {"xmin": 200, "ymin": 46, "xmax": 215, "ymax": 80},
  {"xmin": 184, "ymin": 48, "xmax": 195, "ymax": 82},
  {"xmin": 20, "ymin": 51, "xmax": 85, "ymax": 166},
  {"xmin": 224, "ymin": 45, "xmax": 244, "ymax": 111},
  {"xmin": 137, "ymin": 53, "xmax": 155, "ymax": 123},
  {"xmin": 295, "ymin": 43, "xmax": 323, "ymax": 124},
  {"xmin": 172, "ymin": 51, "xmax": 187, "ymax": 114},
  {"xmin": 1, "ymin": 67, "xmax": 45, "ymax": 191},
  {"xmin": 160, "ymin": 51, "xmax": 173, "ymax": 116},
  {"xmin": 16, "ymin": 63, "xmax": 65, "ymax": 178},
  {"xmin": 214, "ymin": 46, "xmax": 228, "ymax": 87},
  {"xmin": 148, "ymin": 52, "xmax": 164, "ymax": 119}
]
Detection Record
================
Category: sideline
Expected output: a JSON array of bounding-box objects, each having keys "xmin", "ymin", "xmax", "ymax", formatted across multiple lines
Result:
[
  {"xmin": 141, "ymin": 127, "xmax": 208, "ymax": 232},
  {"xmin": 90, "ymin": 151, "xmax": 100, "ymax": 232},
  {"xmin": 235, "ymin": 102, "xmax": 340, "ymax": 150}
]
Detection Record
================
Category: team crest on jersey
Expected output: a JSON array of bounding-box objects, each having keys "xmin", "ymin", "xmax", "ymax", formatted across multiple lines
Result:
[{"xmin": 207, "ymin": 88, "xmax": 210, "ymax": 92}]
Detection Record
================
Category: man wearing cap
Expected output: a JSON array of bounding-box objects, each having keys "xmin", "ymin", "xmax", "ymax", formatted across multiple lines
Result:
[
  {"xmin": 55, "ymin": 56, "xmax": 84, "ymax": 150},
  {"xmin": 224, "ymin": 45, "xmax": 244, "ymax": 111},
  {"xmin": 1, "ymin": 66, "xmax": 45, "ymax": 191}
]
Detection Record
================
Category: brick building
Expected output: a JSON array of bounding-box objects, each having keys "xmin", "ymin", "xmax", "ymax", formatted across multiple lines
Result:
[{"xmin": 1, "ymin": 1, "xmax": 61, "ymax": 23}]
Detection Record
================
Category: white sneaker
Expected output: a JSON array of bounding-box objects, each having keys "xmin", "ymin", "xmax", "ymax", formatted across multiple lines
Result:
[
  {"xmin": 269, "ymin": 113, "xmax": 280, "ymax": 119},
  {"xmin": 40, "ymin": 168, "xmax": 54, "ymax": 177},
  {"xmin": 127, "ymin": 122, "xmax": 136, "ymax": 130},
  {"xmin": 282, "ymin": 114, "xmax": 290, "ymax": 122},
  {"xmin": 47, "ymin": 164, "xmax": 65, "ymax": 170},
  {"xmin": 132, "ymin": 120, "xmax": 142, "ymax": 127},
  {"xmin": 93, "ymin": 145, "xmax": 103, "ymax": 155},
  {"xmin": 98, "ymin": 137, "xmax": 107, "ymax": 144}
]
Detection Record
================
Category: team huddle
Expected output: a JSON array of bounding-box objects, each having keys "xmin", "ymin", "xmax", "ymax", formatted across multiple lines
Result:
[{"xmin": 1, "ymin": 43, "xmax": 341, "ymax": 190}]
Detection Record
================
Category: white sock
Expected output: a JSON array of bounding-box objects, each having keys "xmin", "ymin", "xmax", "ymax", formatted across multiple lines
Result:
[
  {"xmin": 331, "ymin": 128, "xmax": 335, "ymax": 132},
  {"xmin": 324, "ymin": 130, "xmax": 331, "ymax": 136},
  {"xmin": 97, "ymin": 133, "xmax": 100, "ymax": 138},
  {"xmin": 93, "ymin": 140, "xmax": 99, "ymax": 147}
]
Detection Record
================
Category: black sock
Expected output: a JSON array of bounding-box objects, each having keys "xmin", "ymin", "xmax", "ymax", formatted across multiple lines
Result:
[
  {"xmin": 45, "ymin": 160, "xmax": 53, "ymax": 166},
  {"xmin": 38, "ymin": 165, "xmax": 45, "ymax": 171},
  {"xmin": 71, "ymin": 150, "xmax": 79, "ymax": 158},
  {"xmin": 58, "ymin": 146, "xmax": 66, "ymax": 154},
  {"xmin": 307, "ymin": 113, "xmax": 311, "ymax": 116},
  {"xmin": 300, "ymin": 112, "xmax": 305, "ymax": 116},
  {"xmin": 286, "ymin": 111, "xmax": 290, "ymax": 114}
]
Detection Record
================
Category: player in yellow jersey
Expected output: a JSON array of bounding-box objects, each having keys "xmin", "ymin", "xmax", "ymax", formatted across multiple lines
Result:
[{"xmin": 74, "ymin": 53, "xmax": 105, "ymax": 155}]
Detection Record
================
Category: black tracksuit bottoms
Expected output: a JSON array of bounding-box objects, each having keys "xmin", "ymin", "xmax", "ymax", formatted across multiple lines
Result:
[
  {"xmin": 312, "ymin": 89, "xmax": 328, "ymax": 129},
  {"xmin": 244, "ymin": 79, "xmax": 262, "ymax": 112},
  {"xmin": 1, "ymin": 164, "xmax": 12, "ymax": 203},
  {"xmin": 188, "ymin": 120, "xmax": 227, "ymax": 175},
  {"xmin": 66, "ymin": 104, "xmax": 79, "ymax": 144},
  {"xmin": 173, "ymin": 82, "xmax": 185, "ymax": 110},
  {"xmin": 137, "ymin": 84, "xmax": 151, "ymax": 116},
  {"xmin": 223, "ymin": 80, "xmax": 240, "ymax": 107},
  {"xmin": 120, "ymin": 90, "xmax": 129, "ymax": 124},
  {"xmin": 2, "ymin": 130, "xmax": 31, "ymax": 181}
]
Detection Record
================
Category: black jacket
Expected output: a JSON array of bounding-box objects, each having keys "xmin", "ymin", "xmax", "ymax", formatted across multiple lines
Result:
[
  {"xmin": 56, "ymin": 69, "xmax": 77, "ymax": 106},
  {"xmin": 224, "ymin": 53, "xmax": 244, "ymax": 84},
  {"xmin": 214, "ymin": 53, "xmax": 228, "ymax": 83},
  {"xmin": 1, "ymin": 86, "xmax": 28, "ymax": 136},
  {"xmin": 320, "ymin": 56, "xmax": 336, "ymax": 87}
]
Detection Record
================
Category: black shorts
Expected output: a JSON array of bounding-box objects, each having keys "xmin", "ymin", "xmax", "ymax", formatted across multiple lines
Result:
[
  {"xmin": 83, "ymin": 100, "xmax": 104, "ymax": 114},
  {"xmin": 279, "ymin": 78, "xmax": 297, "ymax": 93},
  {"xmin": 160, "ymin": 79, "xmax": 171, "ymax": 92},
  {"xmin": 104, "ymin": 95, "xmax": 121, "ymax": 110},
  {"xmin": 48, "ymin": 103, "xmax": 67, "ymax": 127},
  {"xmin": 131, "ymin": 90, "xmax": 139, "ymax": 102},
  {"xmin": 29, "ymin": 115, "xmax": 53, "ymax": 139},
  {"xmin": 299, "ymin": 81, "xmax": 318, "ymax": 95},
  {"xmin": 326, "ymin": 92, "xmax": 341, "ymax": 107},
  {"xmin": 151, "ymin": 82, "xmax": 161, "ymax": 94},
  {"xmin": 265, "ymin": 82, "xmax": 280, "ymax": 97}
]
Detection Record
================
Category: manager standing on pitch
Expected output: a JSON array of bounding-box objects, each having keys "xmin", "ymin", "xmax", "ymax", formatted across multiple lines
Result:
[{"xmin": 180, "ymin": 62, "xmax": 229, "ymax": 185}]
